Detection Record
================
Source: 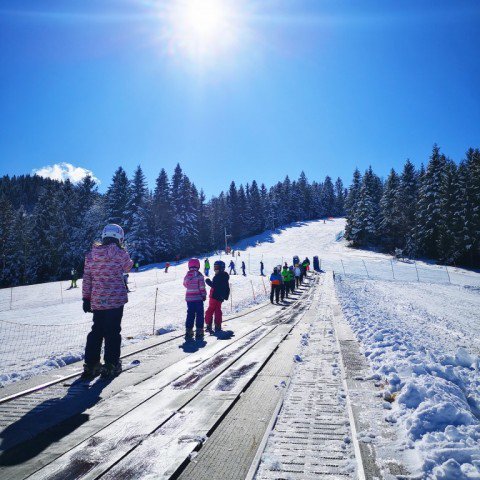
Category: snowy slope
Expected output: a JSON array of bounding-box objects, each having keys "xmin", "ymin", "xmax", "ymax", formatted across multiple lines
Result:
[{"xmin": 1, "ymin": 218, "xmax": 480, "ymax": 477}]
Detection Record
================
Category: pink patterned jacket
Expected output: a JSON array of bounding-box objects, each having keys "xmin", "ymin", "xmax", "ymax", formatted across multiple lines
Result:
[
  {"xmin": 82, "ymin": 244, "xmax": 133, "ymax": 311},
  {"xmin": 183, "ymin": 269, "xmax": 207, "ymax": 302}
]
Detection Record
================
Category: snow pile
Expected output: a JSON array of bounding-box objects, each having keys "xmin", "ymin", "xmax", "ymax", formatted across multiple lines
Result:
[{"xmin": 336, "ymin": 277, "xmax": 480, "ymax": 478}]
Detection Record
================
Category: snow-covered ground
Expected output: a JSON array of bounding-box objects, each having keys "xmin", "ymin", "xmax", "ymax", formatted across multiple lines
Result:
[
  {"xmin": 336, "ymin": 276, "xmax": 480, "ymax": 479},
  {"xmin": 1, "ymin": 218, "xmax": 480, "ymax": 477}
]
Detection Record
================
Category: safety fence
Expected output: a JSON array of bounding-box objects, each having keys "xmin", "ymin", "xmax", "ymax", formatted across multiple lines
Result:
[
  {"xmin": 0, "ymin": 274, "xmax": 269, "ymax": 387},
  {"xmin": 326, "ymin": 258, "xmax": 480, "ymax": 287}
]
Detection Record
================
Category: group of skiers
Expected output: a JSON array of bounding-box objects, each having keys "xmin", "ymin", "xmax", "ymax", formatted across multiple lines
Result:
[
  {"xmin": 80, "ymin": 222, "xmax": 314, "ymax": 381},
  {"xmin": 269, "ymin": 257, "xmax": 310, "ymax": 304}
]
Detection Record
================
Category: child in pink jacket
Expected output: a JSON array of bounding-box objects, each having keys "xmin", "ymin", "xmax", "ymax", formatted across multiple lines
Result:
[
  {"xmin": 82, "ymin": 224, "xmax": 133, "ymax": 379},
  {"xmin": 183, "ymin": 258, "xmax": 207, "ymax": 340}
]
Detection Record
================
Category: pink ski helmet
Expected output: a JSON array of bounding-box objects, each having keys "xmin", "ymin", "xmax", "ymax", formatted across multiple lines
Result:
[{"xmin": 188, "ymin": 258, "xmax": 200, "ymax": 270}]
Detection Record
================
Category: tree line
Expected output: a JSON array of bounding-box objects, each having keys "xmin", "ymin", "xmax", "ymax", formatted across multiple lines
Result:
[
  {"xmin": 345, "ymin": 145, "xmax": 480, "ymax": 267},
  {"xmin": 0, "ymin": 166, "xmax": 345, "ymax": 287}
]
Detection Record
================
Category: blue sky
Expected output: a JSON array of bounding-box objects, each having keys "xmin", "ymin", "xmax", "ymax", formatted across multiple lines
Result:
[{"xmin": 1, "ymin": 0, "xmax": 479, "ymax": 196}]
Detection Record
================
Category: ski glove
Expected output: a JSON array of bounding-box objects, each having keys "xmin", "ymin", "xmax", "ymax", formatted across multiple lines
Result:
[{"xmin": 82, "ymin": 299, "xmax": 92, "ymax": 313}]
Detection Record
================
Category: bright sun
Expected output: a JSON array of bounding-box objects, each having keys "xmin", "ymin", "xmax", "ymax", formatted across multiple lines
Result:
[{"xmin": 164, "ymin": 0, "xmax": 240, "ymax": 62}]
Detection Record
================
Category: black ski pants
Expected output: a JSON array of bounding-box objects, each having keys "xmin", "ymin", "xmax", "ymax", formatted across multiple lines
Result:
[
  {"xmin": 295, "ymin": 276, "xmax": 300, "ymax": 288},
  {"xmin": 270, "ymin": 285, "xmax": 281, "ymax": 304},
  {"xmin": 85, "ymin": 306, "xmax": 123, "ymax": 366}
]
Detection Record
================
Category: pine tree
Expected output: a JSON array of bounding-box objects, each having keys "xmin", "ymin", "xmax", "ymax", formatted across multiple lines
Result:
[
  {"xmin": 196, "ymin": 189, "xmax": 211, "ymax": 252},
  {"xmin": 0, "ymin": 196, "xmax": 14, "ymax": 286},
  {"xmin": 349, "ymin": 167, "xmax": 382, "ymax": 246},
  {"xmin": 452, "ymin": 148, "xmax": 480, "ymax": 265},
  {"xmin": 397, "ymin": 159, "xmax": 418, "ymax": 250},
  {"xmin": 297, "ymin": 171, "xmax": 313, "ymax": 219},
  {"xmin": 237, "ymin": 185, "xmax": 248, "ymax": 237},
  {"xmin": 334, "ymin": 178, "xmax": 346, "ymax": 216},
  {"xmin": 247, "ymin": 180, "xmax": 264, "ymax": 234},
  {"xmin": 126, "ymin": 166, "xmax": 152, "ymax": 264},
  {"xmin": 414, "ymin": 145, "xmax": 448, "ymax": 258},
  {"xmin": 9, "ymin": 207, "xmax": 31, "ymax": 285},
  {"xmin": 379, "ymin": 169, "xmax": 402, "ymax": 250},
  {"xmin": 227, "ymin": 181, "xmax": 240, "ymax": 239},
  {"xmin": 320, "ymin": 176, "xmax": 335, "ymax": 217},
  {"xmin": 153, "ymin": 168, "xmax": 173, "ymax": 260},
  {"xmin": 106, "ymin": 167, "xmax": 130, "ymax": 227},
  {"xmin": 344, "ymin": 169, "xmax": 362, "ymax": 241},
  {"xmin": 437, "ymin": 160, "xmax": 459, "ymax": 263}
]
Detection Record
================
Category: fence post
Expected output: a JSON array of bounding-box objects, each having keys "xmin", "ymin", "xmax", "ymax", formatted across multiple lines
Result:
[
  {"xmin": 390, "ymin": 260, "xmax": 395, "ymax": 280},
  {"xmin": 341, "ymin": 259, "xmax": 346, "ymax": 276},
  {"xmin": 152, "ymin": 287, "xmax": 159, "ymax": 335},
  {"xmin": 261, "ymin": 277, "xmax": 267, "ymax": 295},
  {"xmin": 250, "ymin": 280, "xmax": 256, "ymax": 302},
  {"xmin": 445, "ymin": 265, "xmax": 451, "ymax": 283},
  {"xmin": 414, "ymin": 261, "xmax": 420, "ymax": 282},
  {"xmin": 362, "ymin": 260, "xmax": 369, "ymax": 278}
]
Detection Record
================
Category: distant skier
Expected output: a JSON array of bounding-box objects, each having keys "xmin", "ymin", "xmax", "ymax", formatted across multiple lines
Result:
[
  {"xmin": 302, "ymin": 258, "xmax": 309, "ymax": 278},
  {"xmin": 81, "ymin": 224, "xmax": 133, "ymax": 379},
  {"xmin": 134, "ymin": 261, "xmax": 139, "ymax": 273},
  {"xmin": 288, "ymin": 266, "xmax": 296, "ymax": 292},
  {"xmin": 260, "ymin": 260, "xmax": 265, "ymax": 276},
  {"xmin": 270, "ymin": 267, "xmax": 283, "ymax": 304},
  {"xmin": 281, "ymin": 265, "xmax": 292, "ymax": 299},
  {"xmin": 183, "ymin": 258, "xmax": 207, "ymax": 340},
  {"xmin": 241, "ymin": 261, "xmax": 246, "ymax": 276},
  {"xmin": 70, "ymin": 268, "xmax": 78, "ymax": 288},
  {"xmin": 294, "ymin": 264, "xmax": 302, "ymax": 288},
  {"xmin": 229, "ymin": 260, "xmax": 236, "ymax": 275},
  {"xmin": 205, "ymin": 261, "xmax": 230, "ymax": 333},
  {"xmin": 313, "ymin": 256, "xmax": 320, "ymax": 272},
  {"xmin": 204, "ymin": 258, "xmax": 210, "ymax": 277},
  {"xmin": 165, "ymin": 262, "xmax": 170, "ymax": 273}
]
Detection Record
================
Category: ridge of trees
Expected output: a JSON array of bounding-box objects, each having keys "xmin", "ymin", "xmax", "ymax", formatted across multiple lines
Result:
[
  {"xmin": 0, "ymin": 167, "xmax": 345, "ymax": 286},
  {"xmin": 345, "ymin": 145, "xmax": 480, "ymax": 267}
]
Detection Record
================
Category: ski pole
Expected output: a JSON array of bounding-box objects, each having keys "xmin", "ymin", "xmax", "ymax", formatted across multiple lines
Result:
[{"xmin": 250, "ymin": 280, "xmax": 256, "ymax": 302}]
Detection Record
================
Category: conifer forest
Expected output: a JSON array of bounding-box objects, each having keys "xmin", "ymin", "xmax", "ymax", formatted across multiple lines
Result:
[{"xmin": 0, "ymin": 144, "xmax": 479, "ymax": 288}]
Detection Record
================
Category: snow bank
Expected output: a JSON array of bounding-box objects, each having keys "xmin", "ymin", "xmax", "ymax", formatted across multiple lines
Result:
[{"xmin": 336, "ymin": 276, "xmax": 480, "ymax": 479}]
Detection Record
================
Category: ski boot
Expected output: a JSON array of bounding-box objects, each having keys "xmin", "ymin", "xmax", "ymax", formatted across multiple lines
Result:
[
  {"xmin": 81, "ymin": 362, "xmax": 102, "ymax": 380},
  {"xmin": 101, "ymin": 361, "xmax": 122, "ymax": 379},
  {"xmin": 205, "ymin": 324, "xmax": 214, "ymax": 334},
  {"xmin": 214, "ymin": 325, "xmax": 222, "ymax": 333},
  {"xmin": 195, "ymin": 328, "xmax": 204, "ymax": 340},
  {"xmin": 185, "ymin": 328, "xmax": 195, "ymax": 340}
]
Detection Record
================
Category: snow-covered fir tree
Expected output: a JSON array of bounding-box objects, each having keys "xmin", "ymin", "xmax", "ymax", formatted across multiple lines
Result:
[
  {"xmin": 106, "ymin": 167, "xmax": 130, "ymax": 227},
  {"xmin": 379, "ymin": 169, "xmax": 402, "ymax": 250},
  {"xmin": 413, "ymin": 145, "xmax": 448, "ymax": 259},
  {"xmin": 344, "ymin": 168, "xmax": 362, "ymax": 241},
  {"xmin": 153, "ymin": 168, "xmax": 173, "ymax": 260}
]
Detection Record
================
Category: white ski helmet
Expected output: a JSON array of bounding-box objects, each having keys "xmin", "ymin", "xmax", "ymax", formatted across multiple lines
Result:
[{"xmin": 102, "ymin": 224, "xmax": 125, "ymax": 243}]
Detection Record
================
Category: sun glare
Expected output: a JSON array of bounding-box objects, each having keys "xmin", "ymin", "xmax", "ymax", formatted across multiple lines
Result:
[{"xmin": 164, "ymin": 0, "xmax": 240, "ymax": 62}]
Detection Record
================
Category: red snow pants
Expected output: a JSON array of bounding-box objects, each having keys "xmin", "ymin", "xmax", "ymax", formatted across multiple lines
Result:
[{"xmin": 205, "ymin": 298, "xmax": 223, "ymax": 327}]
